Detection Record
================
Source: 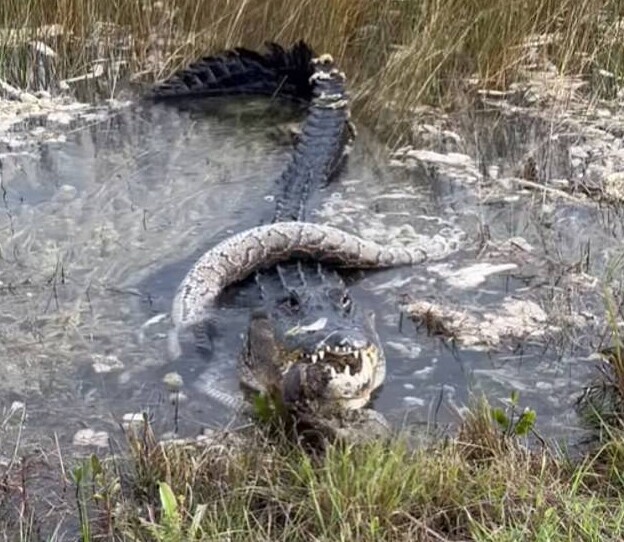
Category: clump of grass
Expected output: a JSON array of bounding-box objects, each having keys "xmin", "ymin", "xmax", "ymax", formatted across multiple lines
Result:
[
  {"xmin": 577, "ymin": 349, "xmax": 624, "ymax": 432},
  {"xmin": 2, "ymin": 0, "xmax": 624, "ymax": 138},
  {"xmin": 61, "ymin": 398, "xmax": 624, "ymax": 541},
  {"xmin": 577, "ymin": 277, "xmax": 624, "ymax": 433}
]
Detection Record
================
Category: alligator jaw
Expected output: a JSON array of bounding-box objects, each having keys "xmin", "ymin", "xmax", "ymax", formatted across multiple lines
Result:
[
  {"xmin": 287, "ymin": 342, "xmax": 384, "ymax": 410},
  {"xmin": 299, "ymin": 343, "xmax": 376, "ymax": 380}
]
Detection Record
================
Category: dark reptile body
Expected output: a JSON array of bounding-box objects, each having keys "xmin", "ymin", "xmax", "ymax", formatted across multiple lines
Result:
[
  {"xmin": 148, "ymin": 42, "xmax": 350, "ymax": 228},
  {"xmin": 149, "ymin": 42, "xmax": 353, "ymax": 323},
  {"xmin": 257, "ymin": 56, "xmax": 356, "ymax": 361},
  {"xmin": 149, "ymin": 43, "xmax": 385, "ymax": 415},
  {"xmin": 147, "ymin": 41, "xmax": 315, "ymax": 102}
]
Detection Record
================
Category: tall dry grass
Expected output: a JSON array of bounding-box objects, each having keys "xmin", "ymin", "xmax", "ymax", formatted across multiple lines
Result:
[{"xmin": 2, "ymin": 0, "xmax": 624, "ymax": 134}]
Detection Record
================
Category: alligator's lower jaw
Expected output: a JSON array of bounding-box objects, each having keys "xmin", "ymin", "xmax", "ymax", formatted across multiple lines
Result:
[
  {"xmin": 336, "ymin": 395, "xmax": 372, "ymax": 411},
  {"xmin": 298, "ymin": 394, "xmax": 372, "ymax": 417}
]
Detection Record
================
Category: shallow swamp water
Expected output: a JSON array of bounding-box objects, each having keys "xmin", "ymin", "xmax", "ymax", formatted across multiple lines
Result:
[{"xmin": 0, "ymin": 94, "xmax": 622, "ymax": 455}]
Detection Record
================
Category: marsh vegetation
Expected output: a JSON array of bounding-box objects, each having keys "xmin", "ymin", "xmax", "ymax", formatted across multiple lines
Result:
[{"xmin": 2, "ymin": 0, "xmax": 624, "ymax": 137}]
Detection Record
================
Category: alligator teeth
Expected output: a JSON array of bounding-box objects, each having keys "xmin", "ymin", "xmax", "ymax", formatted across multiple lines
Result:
[
  {"xmin": 314, "ymin": 346, "xmax": 368, "ymax": 362},
  {"xmin": 344, "ymin": 365, "xmax": 352, "ymax": 376}
]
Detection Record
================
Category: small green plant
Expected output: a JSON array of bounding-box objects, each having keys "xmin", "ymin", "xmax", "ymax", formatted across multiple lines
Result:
[
  {"xmin": 140, "ymin": 481, "xmax": 207, "ymax": 541},
  {"xmin": 71, "ymin": 455, "xmax": 105, "ymax": 542},
  {"xmin": 252, "ymin": 391, "xmax": 288, "ymax": 425},
  {"xmin": 577, "ymin": 281, "xmax": 624, "ymax": 431},
  {"xmin": 491, "ymin": 390, "xmax": 538, "ymax": 438}
]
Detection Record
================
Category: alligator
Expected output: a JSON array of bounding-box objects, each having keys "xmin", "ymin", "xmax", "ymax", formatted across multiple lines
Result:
[{"xmin": 148, "ymin": 42, "xmax": 454, "ymax": 441}]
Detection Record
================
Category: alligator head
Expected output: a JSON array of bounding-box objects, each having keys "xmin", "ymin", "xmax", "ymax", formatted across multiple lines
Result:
[{"xmin": 240, "ymin": 281, "xmax": 386, "ymax": 413}]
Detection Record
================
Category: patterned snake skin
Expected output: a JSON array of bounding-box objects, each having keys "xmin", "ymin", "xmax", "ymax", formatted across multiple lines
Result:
[{"xmin": 171, "ymin": 221, "xmax": 449, "ymax": 333}]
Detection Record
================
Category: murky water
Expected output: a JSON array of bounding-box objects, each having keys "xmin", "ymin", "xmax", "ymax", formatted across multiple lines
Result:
[{"xmin": 1, "ymin": 97, "xmax": 621, "ymax": 451}]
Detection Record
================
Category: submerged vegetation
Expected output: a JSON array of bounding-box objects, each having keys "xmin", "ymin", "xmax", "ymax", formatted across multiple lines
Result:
[{"xmin": 3, "ymin": 0, "xmax": 624, "ymax": 540}]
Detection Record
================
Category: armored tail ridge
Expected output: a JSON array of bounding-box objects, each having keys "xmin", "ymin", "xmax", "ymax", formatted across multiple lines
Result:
[
  {"xmin": 272, "ymin": 52, "xmax": 354, "ymax": 223},
  {"xmin": 147, "ymin": 40, "xmax": 316, "ymax": 101}
]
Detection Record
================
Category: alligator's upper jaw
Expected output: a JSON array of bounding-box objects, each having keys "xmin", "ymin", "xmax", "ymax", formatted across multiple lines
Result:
[{"xmin": 292, "ymin": 342, "xmax": 384, "ymax": 409}]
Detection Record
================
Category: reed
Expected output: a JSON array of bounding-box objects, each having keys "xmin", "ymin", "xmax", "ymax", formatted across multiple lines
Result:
[{"xmin": 2, "ymin": 0, "xmax": 624, "ymax": 134}]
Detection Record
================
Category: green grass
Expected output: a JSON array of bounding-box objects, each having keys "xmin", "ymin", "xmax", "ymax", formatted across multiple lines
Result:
[
  {"xmin": 2, "ymin": 0, "xmax": 624, "ymax": 140},
  {"xmin": 38, "ymin": 399, "xmax": 620, "ymax": 541}
]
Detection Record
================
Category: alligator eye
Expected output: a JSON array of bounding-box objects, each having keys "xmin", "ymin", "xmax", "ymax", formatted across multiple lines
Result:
[{"xmin": 340, "ymin": 293, "xmax": 352, "ymax": 312}]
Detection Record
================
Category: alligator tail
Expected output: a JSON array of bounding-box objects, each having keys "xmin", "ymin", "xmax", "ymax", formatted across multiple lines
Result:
[
  {"xmin": 272, "ymin": 53, "xmax": 353, "ymax": 222},
  {"xmin": 147, "ymin": 41, "xmax": 316, "ymax": 101}
]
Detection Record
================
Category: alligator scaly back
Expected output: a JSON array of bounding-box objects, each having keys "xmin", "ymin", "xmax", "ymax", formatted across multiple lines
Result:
[
  {"xmin": 153, "ymin": 46, "xmax": 356, "ymax": 316},
  {"xmin": 147, "ymin": 41, "xmax": 315, "ymax": 101},
  {"xmin": 272, "ymin": 53, "xmax": 353, "ymax": 222}
]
